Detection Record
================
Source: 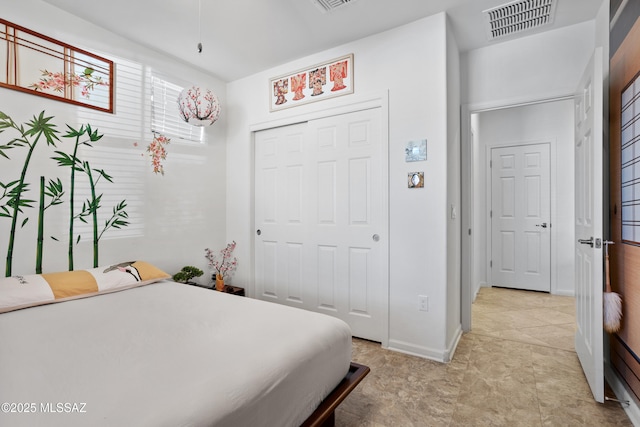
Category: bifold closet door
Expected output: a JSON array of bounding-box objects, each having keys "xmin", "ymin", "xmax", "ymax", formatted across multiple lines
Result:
[{"xmin": 254, "ymin": 108, "xmax": 387, "ymax": 342}]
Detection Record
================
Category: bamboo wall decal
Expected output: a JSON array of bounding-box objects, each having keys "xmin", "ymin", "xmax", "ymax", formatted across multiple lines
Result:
[
  {"xmin": 53, "ymin": 124, "xmax": 129, "ymax": 269},
  {"xmin": 0, "ymin": 111, "xmax": 129, "ymax": 275},
  {"xmin": 53, "ymin": 124, "xmax": 102, "ymax": 271},
  {"xmin": 36, "ymin": 177, "xmax": 64, "ymax": 273},
  {"xmin": 86, "ymin": 164, "xmax": 99, "ymax": 268},
  {"xmin": 80, "ymin": 160, "xmax": 128, "ymax": 267},
  {"xmin": 0, "ymin": 111, "xmax": 59, "ymax": 276},
  {"xmin": 96, "ymin": 200, "xmax": 129, "ymax": 267},
  {"xmin": 36, "ymin": 176, "xmax": 44, "ymax": 274}
]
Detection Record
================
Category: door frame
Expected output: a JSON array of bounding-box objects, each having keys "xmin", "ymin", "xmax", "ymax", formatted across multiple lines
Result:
[
  {"xmin": 249, "ymin": 91, "xmax": 390, "ymax": 348},
  {"xmin": 487, "ymin": 141, "xmax": 552, "ymax": 291},
  {"xmin": 461, "ymin": 95, "xmax": 573, "ymax": 332}
]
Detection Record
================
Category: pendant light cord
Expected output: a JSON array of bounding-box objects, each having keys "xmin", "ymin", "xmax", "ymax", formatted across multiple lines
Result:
[{"xmin": 197, "ymin": 0, "xmax": 203, "ymax": 53}]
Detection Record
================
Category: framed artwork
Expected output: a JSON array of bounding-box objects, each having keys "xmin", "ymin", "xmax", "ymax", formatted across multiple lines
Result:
[
  {"xmin": 269, "ymin": 54, "xmax": 353, "ymax": 112},
  {"xmin": 0, "ymin": 18, "xmax": 113, "ymax": 113},
  {"xmin": 405, "ymin": 139, "xmax": 427, "ymax": 162}
]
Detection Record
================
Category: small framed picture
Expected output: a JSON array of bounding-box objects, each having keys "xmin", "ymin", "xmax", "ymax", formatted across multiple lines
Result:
[
  {"xmin": 408, "ymin": 172, "xmax": 424, "ymax": 188},
  {"xmin": 405, "ymin": 139, "xmax": 427, "ymax": 162}
]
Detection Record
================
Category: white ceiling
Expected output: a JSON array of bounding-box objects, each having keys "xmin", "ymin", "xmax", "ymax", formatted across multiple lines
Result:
[{"xmin": 42, "ymin": 0, "xmax": 604, "ymax": 82}]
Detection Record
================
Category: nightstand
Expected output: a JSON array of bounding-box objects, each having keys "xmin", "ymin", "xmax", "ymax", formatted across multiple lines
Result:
[
  {"xmin": 182, "ymin": 281, "xmax": 245, "ymax": 297},
  {"xmin": 220, "ymin": 284, "xmax": 245, "ymax": 296}
]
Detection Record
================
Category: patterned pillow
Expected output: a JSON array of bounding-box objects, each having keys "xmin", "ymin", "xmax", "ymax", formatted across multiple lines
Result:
[{"xmin": 0, "ymin": 261, "xmax": 170, "ymax": 313}]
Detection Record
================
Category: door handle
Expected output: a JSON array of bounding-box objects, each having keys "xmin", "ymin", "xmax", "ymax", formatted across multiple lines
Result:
[
  {"xmin": 535, "ymin": 222, "xmax": 548, "ymax": 228},
  {"xmin": 256, "ymin": 229, "xmax": 261, "ymax": 236},
  {"xmin": 578, "ymin": 237, "xmax": 594, "ymax": 247}
]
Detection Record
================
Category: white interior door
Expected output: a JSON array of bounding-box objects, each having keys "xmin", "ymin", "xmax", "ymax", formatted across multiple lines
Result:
[
  {"xmin": 254, "ymin": 108, "xmax": 388, "ymax": 343},
  {"xmin": 490, "ymin": 143, "xmax": 551, "ymax": 292},
  {"xmin": 254, "ymin": 122, "xmax": 309, "ymax": 308},
  {"xmin": 574, "ymin": 47, "xmax": 604, "ymax": 403}
]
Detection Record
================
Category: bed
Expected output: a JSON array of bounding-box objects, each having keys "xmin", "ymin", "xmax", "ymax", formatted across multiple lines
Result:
[{"xmin": 0, "ymin": 262, "xmax": 369, "ymax": 426}]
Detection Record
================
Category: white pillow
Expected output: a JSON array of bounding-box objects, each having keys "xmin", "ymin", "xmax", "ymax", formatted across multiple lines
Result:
[{"xmin": 0, "ymin": 261, "xmax": 170, "ymax": 313}]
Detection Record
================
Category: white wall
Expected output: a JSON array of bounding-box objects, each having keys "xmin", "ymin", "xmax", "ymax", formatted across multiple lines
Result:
[
  {"xmin": 227, "ymin": 13, "xmax": 459, "ymax": 361},
  {"xmin": 0, "ymin": 0, "xmax": 227, "ymax": 280},
  {"xmin": 462, "ymin": 21, "xmax": 596, "ymax": 107},
  {"xmin": 474, "ymin": 100, "xmax": 575, "ymax": 296},
  {"xmin": 462, "ymin": 20, "xmax": 597, "ymax": 301}
]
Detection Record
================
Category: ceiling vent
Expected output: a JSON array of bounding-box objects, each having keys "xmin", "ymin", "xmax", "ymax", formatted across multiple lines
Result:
[
  {"xmin": 484, "ymin": 0, "xmax": 557, "ymax": 41},
  {"xmin": 311, "ymin": 0, "xmax": 356, "ymax": 13}
]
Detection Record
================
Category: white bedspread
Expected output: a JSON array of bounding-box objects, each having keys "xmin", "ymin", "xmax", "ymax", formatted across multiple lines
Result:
[{"xmin": 0, "ymin": 281, "xmax": 352, "ymax": 427}]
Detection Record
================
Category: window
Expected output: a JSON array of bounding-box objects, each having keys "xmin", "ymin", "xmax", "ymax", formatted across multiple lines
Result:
[
  {"xmin": 621, "ymin": 73, "xmax": 640, "ymax": 244},
  {"xmin": 0, "ymin": 18, "xmax": 113, "ymax": 112},
  {"xmin": 151, "ymin": 73, "xmax": 204, "ymax": 143},
  {"xmin": 68, "ymin": 54, "xmax": 147, "ymax": 242},
  {"xmin": 76, "ymin": 55, "xmax": 144, "ymax": 140}
]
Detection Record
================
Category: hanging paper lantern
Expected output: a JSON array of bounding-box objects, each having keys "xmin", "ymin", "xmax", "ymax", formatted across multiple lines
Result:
[{"xmin": 177, "ymin": 85, "xmax": 221, "ymax": 126}]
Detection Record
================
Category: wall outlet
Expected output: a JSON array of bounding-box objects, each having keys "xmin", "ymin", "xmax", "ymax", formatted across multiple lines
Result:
[{"xmin": 419, "ymin": 295, "xmax": 429, "ymax": 312}]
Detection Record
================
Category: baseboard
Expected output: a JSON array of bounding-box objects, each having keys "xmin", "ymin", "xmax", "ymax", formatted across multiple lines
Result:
[
  {"xmin": 387, "ymin": 327, "xmax": 462, "ymax": 363},
  {"xmin": 481, "ymin": 282, "xmax": 574, "ymax": 298},
  {"xmin": 606, "ymin": 364, "xmax": 640, "ymax": 426},
  {"xmin": 387, "ymin": 339, "xmax": 448, "ymax": 363},
  {"xmin": 474, "ymin": 282, "xmax": 487, "ymax": 302},
  {"xmin": 444, "ymin": 325, "xmax": 463, "ymax": 362},
  {"xmin": 552, "ymin": 289, "xmax": 575, "ymax": 297}
]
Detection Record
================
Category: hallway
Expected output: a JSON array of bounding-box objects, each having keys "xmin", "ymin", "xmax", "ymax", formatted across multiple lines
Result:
[
  {"xmin": 471, "ymin": 286, "xmax": 576, "ymax": 352},
  {"xmin": 336, "ymin": 287, "xmax": 632, "ymax": 426}
]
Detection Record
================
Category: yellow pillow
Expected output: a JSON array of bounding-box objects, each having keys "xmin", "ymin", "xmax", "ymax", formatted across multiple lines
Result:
[{"xmin": 0, "ymin": 261, "xmax": 170, "ymax": 313}]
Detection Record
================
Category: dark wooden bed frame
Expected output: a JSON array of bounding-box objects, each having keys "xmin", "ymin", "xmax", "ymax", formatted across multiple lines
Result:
[{"xmin": 300, "ymin": 362, "xmax": 370, "ymax": 427}]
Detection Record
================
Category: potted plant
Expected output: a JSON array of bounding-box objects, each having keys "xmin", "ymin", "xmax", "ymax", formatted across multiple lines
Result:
[
  {"xmin": 172, "ymin": 266, "xmax": 204, "ymax": 285},
  {"xmin": 204, "ymin": 241, "xmax": 238, "ymax": 291}
]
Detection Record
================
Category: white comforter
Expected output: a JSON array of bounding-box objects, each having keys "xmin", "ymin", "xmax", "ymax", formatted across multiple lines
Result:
[{"xmin": 0, "ymin": 281, "xmax": 352, "ymax": 426}]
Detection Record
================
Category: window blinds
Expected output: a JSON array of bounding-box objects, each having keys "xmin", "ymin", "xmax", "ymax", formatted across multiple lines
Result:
[{"xmin": 150, "ymin": 74, "xmax": 204, "ymax": 143}]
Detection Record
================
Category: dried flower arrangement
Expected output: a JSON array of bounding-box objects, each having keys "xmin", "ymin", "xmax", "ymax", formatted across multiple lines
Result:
[{"xmin": 204, "ymin": 241, "xmax": 237, "ymax": 282}]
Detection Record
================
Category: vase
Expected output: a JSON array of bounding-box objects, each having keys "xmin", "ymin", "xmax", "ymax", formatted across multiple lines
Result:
[{"xmin": 215, "ymin": 274, "xmax": 225, "ymax": 291}]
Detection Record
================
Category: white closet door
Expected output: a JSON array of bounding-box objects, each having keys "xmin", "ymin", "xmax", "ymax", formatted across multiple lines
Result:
[
  {"xmin": 255, "ymin": 122, "xmax": 310, "ymax": 308},
  {"xmin": 254, "ymin": 108, "xmax": 387, "ymax": 342}
]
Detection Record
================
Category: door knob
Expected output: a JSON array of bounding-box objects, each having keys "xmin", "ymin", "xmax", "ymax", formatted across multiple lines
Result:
[
  {"xmin": 535, "ymin": 222, "xmax": 548, "ymax": 228},
  {"xmin": 578, "ymin": 237, "xmax": 594, "ymax": 247},
  {"xmin": 372, "ymin": 234, "xmax": 380, "ymax": 242},
  {"xmin": 256, "ymin": 229, "xmax": 261, "ymax": 236}
]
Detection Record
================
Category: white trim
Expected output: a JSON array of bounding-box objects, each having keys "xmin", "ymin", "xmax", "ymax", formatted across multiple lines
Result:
[
  {"xmin": 606, "ymin": 364, "xmax": 640, "ymax": 426},
  {"xmin": 387, "ymin": 326, "xmax": 461, "ymax": 363},
  {"xmin": 461, "ymin": 92, "xmax": 575, "ymax": 333},
  {"xmin": 387, "ymin": 336, "xmax": 455, "ymax": 363},
  {"xmin": 461, "ymin": 109, "xmax": 473, "ymax": 332},
  {"xmin": 461, "ymin": 103, "xmax": 473, "ymax": 332},
  {"xmin": 475, "ymin": 282, "xmax": 488, "ymax": 302},
  {"xmin": 553, "ymin": 289, "xmax": 575, "ymax": 297},
  {"xmin": 444, "ymin": 325, "xmax": 463, "ymax": 363},
  {"xmin": 467, "ymin": 94, "xmax": 573, "ymax": 115},
  {"xmin": 610, "ymin": 0, "xmax": 630, "ymax": 31},
  {"xmin": 250, "ymin": 91, "xmax": 388, "ymax": 132},
  {"xmin": 485, "ymin": 144, "xmax": 493, "ymax": 285}
]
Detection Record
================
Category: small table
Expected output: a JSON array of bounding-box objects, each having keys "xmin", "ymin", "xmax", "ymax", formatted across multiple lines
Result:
[
  {"xmin": 183, "ymin": 281, "xmax": 245, "ymax": 297},
  {"xmin": 219, "ymin": 284, "xmax": 245, "ymax": 296}
]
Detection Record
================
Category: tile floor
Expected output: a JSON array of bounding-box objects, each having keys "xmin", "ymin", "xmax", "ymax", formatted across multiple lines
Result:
[{"xmin": 336, "ymin": 286, "xmax": 633, "ymax": 426}]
